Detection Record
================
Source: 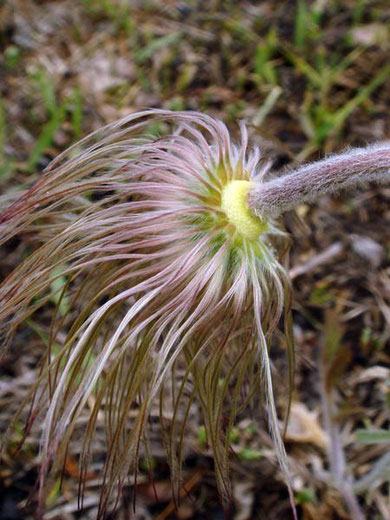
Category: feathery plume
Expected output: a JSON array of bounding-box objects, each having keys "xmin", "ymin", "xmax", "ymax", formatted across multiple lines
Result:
[{"xmin": 0, "ymin": 110, "xmax": 294, "ymax": 518}]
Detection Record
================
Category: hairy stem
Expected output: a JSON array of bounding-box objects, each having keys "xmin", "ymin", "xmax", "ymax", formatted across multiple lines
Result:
[{"xmin": 248, "ymin": 144, "xmax": 390, "ymax": 217}]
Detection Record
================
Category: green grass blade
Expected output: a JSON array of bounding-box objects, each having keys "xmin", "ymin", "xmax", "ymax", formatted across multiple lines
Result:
[{"xmin": 27, "ymin": 101, "xmax": 67, "ymax": 172}]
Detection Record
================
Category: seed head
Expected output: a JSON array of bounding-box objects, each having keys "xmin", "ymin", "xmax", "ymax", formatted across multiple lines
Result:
[{"xmin": 0, "ymin": 110, "xmax": 294, "ymax": 518}]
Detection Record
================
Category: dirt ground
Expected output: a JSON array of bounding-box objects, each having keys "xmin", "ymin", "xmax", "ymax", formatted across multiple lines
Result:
[{"xmin": 1, "ymin": 1, "xmax": 390, "ymax": 519}]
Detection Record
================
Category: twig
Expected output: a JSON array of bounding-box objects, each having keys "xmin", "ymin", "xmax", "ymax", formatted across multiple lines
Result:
[
  {"xmin": 319, "ymin": 342, "xmax": 365, "ymax": 520},
  {"xmin": 353, "ymin": 451, "xmax": 390, "ymax": 494},
  {"xmin": 289, "ymin": 241, "xmax": 344, "ymax": 280}
]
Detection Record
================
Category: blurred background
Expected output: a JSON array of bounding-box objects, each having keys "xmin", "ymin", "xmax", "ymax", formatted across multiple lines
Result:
[{"xmin": 1, "ymin": 1, "xmax": 390, "ymax": 519}]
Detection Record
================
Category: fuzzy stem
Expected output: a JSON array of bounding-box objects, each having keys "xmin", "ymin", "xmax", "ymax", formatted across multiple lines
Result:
[{"xmin": 248, "ymin": 144, "xmax": 390, "ymax": 218}]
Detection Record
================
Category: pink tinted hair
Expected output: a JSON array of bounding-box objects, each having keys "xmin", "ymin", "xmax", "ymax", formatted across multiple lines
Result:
[{"xmin": 0, "ymin": 110, "xmax": 295, "ymax": 518}]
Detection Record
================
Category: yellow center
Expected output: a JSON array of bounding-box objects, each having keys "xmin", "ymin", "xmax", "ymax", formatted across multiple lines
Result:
[{"xmin": 221, "ymin": 180, "xmax": 266, "ymax": 240}]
